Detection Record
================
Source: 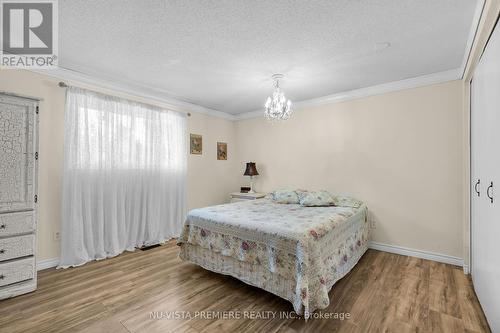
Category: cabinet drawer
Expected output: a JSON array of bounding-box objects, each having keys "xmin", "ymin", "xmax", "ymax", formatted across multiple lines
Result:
[
  {"xmin": 0, "ymin": 212, "xmax": 34, "ymax": 237},
  {"xmin": 0, "ymin": 235, "xmax": 35, "ymax": 262},
  {"xmin": 0, "ymin": 257, "xmax": 34, "ymax": 287}
]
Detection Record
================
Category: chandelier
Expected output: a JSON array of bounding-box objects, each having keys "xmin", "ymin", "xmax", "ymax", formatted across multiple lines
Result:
[{"xmin": 264, "ymin": 74, "xmax": 292, "ymax": 121}]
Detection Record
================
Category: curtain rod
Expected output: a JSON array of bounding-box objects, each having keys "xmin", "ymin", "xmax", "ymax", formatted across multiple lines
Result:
[{"xmin": 57, "ymin": 81, "xmax": 191, "ymax": 117}]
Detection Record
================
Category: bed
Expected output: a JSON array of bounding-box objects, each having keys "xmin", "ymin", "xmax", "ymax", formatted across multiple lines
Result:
[{"xmin": 177, "ymin": 197, "xmax": 369, "ymax": 317}]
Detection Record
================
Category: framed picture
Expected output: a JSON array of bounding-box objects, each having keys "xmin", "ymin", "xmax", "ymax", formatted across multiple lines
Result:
[
  {"xmin": 217, "ymin": 142, "xmax": 227, "ymax": 160},
  {"xmin": 190, "ymin": 134, "xmax": 202, "ymax": 154}
]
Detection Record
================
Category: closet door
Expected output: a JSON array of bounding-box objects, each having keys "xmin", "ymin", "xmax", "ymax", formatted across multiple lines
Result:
[
  {"xmin": 470, "ymin": 63, "xmax": 484, "ymax": 292},
  {"xmin": 471, "ymin": 20, "xmax": 500, "ymax": 332}
]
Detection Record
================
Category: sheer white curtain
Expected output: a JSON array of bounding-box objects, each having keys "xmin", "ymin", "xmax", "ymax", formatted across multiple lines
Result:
[{"xmin": 59, "ymin": 87, "xmax": 187, "ymax": 268}]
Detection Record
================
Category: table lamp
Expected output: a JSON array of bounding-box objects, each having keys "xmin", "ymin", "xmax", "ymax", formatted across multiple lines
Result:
[{"xmin": 244, "ymin": 162, "xmax": 259, "ymax": 193}]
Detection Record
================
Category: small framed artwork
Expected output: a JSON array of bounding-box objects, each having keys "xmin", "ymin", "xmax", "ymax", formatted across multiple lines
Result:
[
  {"xmin": 190, "ymin": 134, "xmax": 202, "ymax": 154},
  {"xmin": 217, "ymin": 142, "xmax": 227, "ymax": 160}
]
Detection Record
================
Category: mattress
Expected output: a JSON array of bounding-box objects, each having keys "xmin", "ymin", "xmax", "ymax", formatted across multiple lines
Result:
[{"xmin": 177, "ymin": 198, "xmax": 369, "ymax": 316}]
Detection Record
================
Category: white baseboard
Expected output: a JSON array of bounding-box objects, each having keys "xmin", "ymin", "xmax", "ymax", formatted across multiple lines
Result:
[
  {"xmin": 37, "ymin": 257, "xmax": 59, "ymax": 271},
  {"xmin": 369, "ymin": 241, "xmax": 464, "ymax": 267},
  {"xmin": 37, "ymin": 243, "xmax": 465, "ymax": 272}
]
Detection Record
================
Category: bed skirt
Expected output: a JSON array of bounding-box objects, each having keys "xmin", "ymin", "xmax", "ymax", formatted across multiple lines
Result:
[{"xmin": 179, "ymin": 238, "xmax": 368, "ymax": 316}]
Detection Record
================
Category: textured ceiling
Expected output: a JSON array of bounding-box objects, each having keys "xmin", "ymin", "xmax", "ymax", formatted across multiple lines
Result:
[{"xmin": 59, "ymin": 0, "xmax": 479, "ymax": 114}]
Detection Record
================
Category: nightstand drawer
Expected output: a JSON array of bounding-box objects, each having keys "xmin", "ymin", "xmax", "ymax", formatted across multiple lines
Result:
[
  {"xmin": 0, "ymin": 235, "xmax": 35, "ymax": 262},
  {"xmin": 0, "ymin": 212, "xmax": 35, "ymax": 237},
  {"xmin": 0, "ymin": 257, "xmax": 35, "ymax": 287}
]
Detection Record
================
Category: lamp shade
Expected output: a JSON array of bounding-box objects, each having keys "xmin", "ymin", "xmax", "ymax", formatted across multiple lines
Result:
[{"xmin": 244, "ymin": 162, "xmax": 259, "ymax": 176}]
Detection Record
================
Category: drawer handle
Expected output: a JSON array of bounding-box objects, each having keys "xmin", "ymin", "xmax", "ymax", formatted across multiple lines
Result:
[
  {"xmin": 487, "ymin": 182, "xmax": 494, "ymax": 203},
  {"xmin": 0, "ymin": 224, "xmax": 5, "ymax": 229}
]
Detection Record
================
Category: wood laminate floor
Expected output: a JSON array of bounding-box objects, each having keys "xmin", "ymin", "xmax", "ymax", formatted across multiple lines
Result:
[{"xmin": 0, "ymin": 241, "xmax": 490, "ymax": 333}]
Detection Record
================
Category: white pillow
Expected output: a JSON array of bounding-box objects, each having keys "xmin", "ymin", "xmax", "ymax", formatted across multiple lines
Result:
[{"xmin": 299, "ymin": 190, "xmax": 335, "ymax": 207}]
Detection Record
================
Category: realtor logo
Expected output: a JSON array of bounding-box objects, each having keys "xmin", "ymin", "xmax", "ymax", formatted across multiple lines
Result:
[{"xmin": 1, "ymin": 0, "xmax": 58, "ymax": 68}]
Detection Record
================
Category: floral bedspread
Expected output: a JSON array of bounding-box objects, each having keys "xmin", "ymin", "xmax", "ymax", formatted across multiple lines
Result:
[{"xmin": 177, "ymin": 198, "xmax": 369, "ymax": 316}]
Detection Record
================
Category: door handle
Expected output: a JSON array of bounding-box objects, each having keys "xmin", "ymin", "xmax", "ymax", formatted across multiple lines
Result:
[
  {"xmin": 487, "ymin": 182, "xmax": 493, "ymax": 203},
  {"xmin": 475, "ymin": 179, "xmax": 480, "ymax": 197}
]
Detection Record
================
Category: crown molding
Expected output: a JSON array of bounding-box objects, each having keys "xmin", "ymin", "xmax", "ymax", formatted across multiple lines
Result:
[
  {"xmin": 28, "ymin": 67, "xmax": 237, "ymax": 121},
  {"xmin": 32, "ymin": 66, "xmax": 462, "ymax": 122},
  {"xmin": 460, "ymin": 0, "xmax": 486, "ymax": 79},
  {"xmin": 235, "ymin": 68, "xmax": 462, "ymax": 120}
]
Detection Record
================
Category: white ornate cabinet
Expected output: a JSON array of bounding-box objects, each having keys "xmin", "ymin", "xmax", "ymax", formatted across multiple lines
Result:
[{"xmin": 0, "ymin": 93, "xmax": 39, "ymax": 299}]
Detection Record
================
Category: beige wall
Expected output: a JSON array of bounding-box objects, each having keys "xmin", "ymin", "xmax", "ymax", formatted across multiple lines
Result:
[
  {"xmin": 0, "ymin": 69, "xmax": 239, "ymax": 261},
  {"xmin": 0, "ymin": 58, "xmax": 486, "ymax": 263},
  {"xmin": 236, "ymin": 81, "xmax": 464, "ymax": 258},
  {"xmin": 187, "ymin": 113, "xmax": 239, "ymax": 210}
]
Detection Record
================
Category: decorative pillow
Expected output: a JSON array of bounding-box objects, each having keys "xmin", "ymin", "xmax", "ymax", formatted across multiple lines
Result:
[
  {"xmin": 332, "ymin": 195, "xmax": 363, "ymax": 208},
  {"xmin": 270, "ymin": 189, "xmax": 300, "ymax": 204},
  {"xmin": 295, "ymin": 189, "xmax": 309, "ymax": 201},
  {"xmin": 299, "ymin": 190, "xmax": 335, "ymax": 207}
]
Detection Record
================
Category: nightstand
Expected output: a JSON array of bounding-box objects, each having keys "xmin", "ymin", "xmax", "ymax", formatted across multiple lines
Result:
[{"xmin": 230, "ymin": 192, "xmax": 266, "ymax": 203}]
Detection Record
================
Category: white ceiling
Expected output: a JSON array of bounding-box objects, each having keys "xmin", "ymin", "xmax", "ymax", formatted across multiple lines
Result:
[{"xmin": 59, "ymin": 0, "xmax": 480, "ymax": 115}]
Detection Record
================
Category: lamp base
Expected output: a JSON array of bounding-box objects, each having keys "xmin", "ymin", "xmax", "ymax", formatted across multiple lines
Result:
[{"xmin": 249, "ymin": 177, "xmax": 255, "ymax": 193}]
